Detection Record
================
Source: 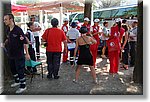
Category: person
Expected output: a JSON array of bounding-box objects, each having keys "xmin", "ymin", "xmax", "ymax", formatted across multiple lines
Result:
[
  {"xmin": 129, "ymin": 21, "xmax": 138, "ymax": 67},
  {"xmin": 42, "ymin": 18, "xmax": 67, "ymax": 79},
  {"xmin": 73, "ymin": 26, "xmax": 98, "ymax": 84},
  {"xmin": 107, "ymin": 18, "xmax": 125, "ymax": 74},
  {"xmin": 30, "ymin": 16, "xmax": 41, "ymax": 60},
  {"xmin": 101, "ymin": 21, "xmax": 109, "ymax": 58},
  {"xmin": 90, "ymin": 19, "xmax": 102, "ymax": 68},
  {"xmin": 82, "ymin": 17, "xmax": 91, "ymax": 35},
  {"xmin": 3, "ymin": 14, "xmax": 30, "ymax": 93},
  {"xmin": 74, "ymin": 20, "xmax": 81, "ymax": 30},
  {"xmin": 121, "ymin": 19, "xmax": 129, "ymax": 70},
  {"xmin": 26, "ymin": 22, "xmax": 40, "ymax": 74},
  {"xmin": 62, "ymin": 18, "xmax": 69, "ymax": 63},
  {"xmin": 66, "ymin": 22, "xmax": 80, "ymax": 66}
]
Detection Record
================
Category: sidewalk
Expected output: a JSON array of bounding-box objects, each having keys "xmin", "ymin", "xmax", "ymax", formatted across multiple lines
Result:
[{"xmin": 2, "ymin": 47, "xmax": 143, "ymax": 95}]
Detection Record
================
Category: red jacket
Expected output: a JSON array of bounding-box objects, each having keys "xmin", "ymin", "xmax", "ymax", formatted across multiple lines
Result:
[{"xmin": 110, "ymin": 25, "xmax": 125, "ymax": 42}]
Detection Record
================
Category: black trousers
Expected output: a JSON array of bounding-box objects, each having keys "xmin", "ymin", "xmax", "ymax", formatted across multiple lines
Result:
[
  {"xmin": 122, "ymin": 43, "xmax": 129, "ymax": 65},
  {"xmin": 46, "ymin": 52, "xmax": 61, "ymax": 77},
  {"xmin": 70, "ymin": 49, "xmax": 74, "ymax": 65},
  {"xmin": 9, "ymin": 58, "xmax": 26, "ymax": 88},
  {"xmin": 34, "ymin": 36, "xmax": 40, "ymax": 59},
  {"xmin": 129, "ymin": 41, "xmax": 136, "ymax": 66},
  {"xmin": 27, "ymin": 47, "xmax": 37, "ymax": 72}
]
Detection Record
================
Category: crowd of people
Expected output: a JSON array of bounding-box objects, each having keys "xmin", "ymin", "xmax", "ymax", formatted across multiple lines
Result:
[{"xmin": 2, "ymin": 13, "xmax": 137, "ymax": 94}]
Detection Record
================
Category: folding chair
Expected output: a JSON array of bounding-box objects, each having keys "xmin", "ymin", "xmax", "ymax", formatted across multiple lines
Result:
[{"xmin": 25, "ymin": 60, "xmax": 43, "ymax": 82}]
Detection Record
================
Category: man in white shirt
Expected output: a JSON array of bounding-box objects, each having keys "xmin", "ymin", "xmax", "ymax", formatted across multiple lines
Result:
[
  {"xmin": 66, "ymin": 22, "xmax": 80, "ymax": 65},
  {"xmin": 129, "ymin": 21, "xmax": 138, "ymax": 67},
  {"xmin": 30, "ymin": 16, "xmax": 41, "ymax": 60}
]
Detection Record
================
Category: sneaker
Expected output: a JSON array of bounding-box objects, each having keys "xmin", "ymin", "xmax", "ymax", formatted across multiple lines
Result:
[
  {"xmin": 94, "ymin": 78, "xmax": 99, "ymax": 84},
  {"xmin": 15, "ymin": 87, "xmax": 27, "ymax": 94},
  {"xmin": 73, "ymin": 79, "xmax": 78, "ymax": 83},
  {"xmin": 54, "ymin": 76, "xmax": 60, "ymax": 79},
  {"xmin": 11, "ymin": 83, "xmax": 20, "ymax": 88},
  {"xmin": 47, "ymin": 75, "xmax": 53, "ymax": 79}
]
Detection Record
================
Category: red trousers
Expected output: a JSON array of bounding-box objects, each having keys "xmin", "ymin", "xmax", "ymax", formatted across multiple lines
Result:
[
  {"xmin": 90, "ymin": 44, "xmax": 98, "ymax": 68},
  {"xmin": 108, "ymin": 51, "xmax": 120, "ymax": 73},
  {"xmin": 63, "ymin": 49, "xmax": 68, "ymax": 62}
]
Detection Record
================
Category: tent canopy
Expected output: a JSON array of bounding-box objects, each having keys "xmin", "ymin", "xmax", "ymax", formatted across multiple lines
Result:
[{"xmin": 12, "ymin": 4, "xmax": 27, "ymax": 12}]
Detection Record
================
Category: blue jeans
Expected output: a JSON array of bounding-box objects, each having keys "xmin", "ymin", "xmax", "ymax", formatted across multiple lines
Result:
[{"xmin": 46, "ymin": 52, "xmax": 61, "ymax": 77}]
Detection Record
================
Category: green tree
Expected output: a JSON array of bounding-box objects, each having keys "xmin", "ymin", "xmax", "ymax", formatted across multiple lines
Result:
[{"xmin": 16, "ymin": 0, "xmax": 39, "ymax": 5}]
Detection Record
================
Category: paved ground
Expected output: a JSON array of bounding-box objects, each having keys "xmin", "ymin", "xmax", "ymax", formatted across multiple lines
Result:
[{"xmin": 2, "ymin": 47, "xmax": 143, "ymax": 95}]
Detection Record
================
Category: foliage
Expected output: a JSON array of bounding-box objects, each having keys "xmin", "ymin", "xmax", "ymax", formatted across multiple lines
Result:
[{"xmin": 16, "ymin": 0, "xmax": 40, "ymax": 5}]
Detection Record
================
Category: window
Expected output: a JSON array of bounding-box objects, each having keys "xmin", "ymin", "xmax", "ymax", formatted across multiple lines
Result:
[
  {"xmin": 74, "ymin": 13, "xmax": 84, "ymax": 22},
  {"xmin": 100, "ymin": 10, "xmax": 111, "ymax": 19},
  {"xmin": 93, "ymin": 11, "xmax": 102, "ymax": 19},
  {"xmin": 115, "ymin": 8, "xmax": 127, "ymax": 18},
  {"xmin": 111, "ymin": 9, "xmax": 119, "ymax": 18},
  {"xmin": 69, "ymin": 13, "xmax": 77, "ymax": 23}
]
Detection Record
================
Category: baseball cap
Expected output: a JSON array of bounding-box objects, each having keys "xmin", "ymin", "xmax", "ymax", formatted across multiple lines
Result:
[
  {"xmin": 115, "ymin": 18, "xmax": 122, "ymax": 23},
  {"xmin": 84, "ymin": 17, "xmax": 90, "ymax": 21},
  {"xmin": 63, "ymin": 18, "xmax": 69, "ymax": 22},
  {"xmin": 94, "ymin": 19, "xmax": 100, "ymax": 23}
]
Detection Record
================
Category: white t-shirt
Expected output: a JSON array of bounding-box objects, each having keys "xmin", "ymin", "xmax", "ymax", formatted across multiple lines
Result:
[
  {"xmin": 129, "ymin": 27, "xmax": 137, "ymax": 42},
  {"xmin": 66, "ymin": 28, "xmax": 80, "ymax": 39},
  {"xmin": 101, "ymin": 27, "xmax": 110, "ymax": 40},
  {"xmin": 27, "ymin": 30, "xmax": 35, "ymax": 49},
  {"xmin": 32, "ymin": 22, "xmax": 41, "ymax": 37}
]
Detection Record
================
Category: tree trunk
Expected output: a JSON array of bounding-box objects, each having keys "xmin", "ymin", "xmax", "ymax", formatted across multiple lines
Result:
[
  {"xmin": 84, "ymin": 0, "xmax": 92, "ymax": 24},
  {"xmin": 133, "ymin": 1, "xmax": 143, "ymax": 84},
  {"xmin": 2, "ymin": 1, "xmax": 12, "ymax": 80}
]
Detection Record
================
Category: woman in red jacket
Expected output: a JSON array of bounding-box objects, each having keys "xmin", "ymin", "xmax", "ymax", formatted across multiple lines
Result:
[
  {"xmin": 62, "ymin": 18, "xmax": 69, "ymax": 62},
  {"xmin": 90, "ymin": 19, "xmax": 102, "ymax": 68},
  {"xmin": 107, "ymin": 18, "xmax": 125, "ymax": 74}
]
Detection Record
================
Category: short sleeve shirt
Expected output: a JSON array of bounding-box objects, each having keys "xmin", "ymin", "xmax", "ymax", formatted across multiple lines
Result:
[
  {"xmin": 42, "ymin": 28, "xmax": 67, "ymax": 52},
  {"xmin": 66, "ymin": 28, "xmax": 80, "ymax": 39},
  {"xmin": 7, "ymin": 25, "xmax": 27, "ymax": 59},
  {"xmin": 32, "ymin": 22, "xmax": 41, "ymax": 37}
]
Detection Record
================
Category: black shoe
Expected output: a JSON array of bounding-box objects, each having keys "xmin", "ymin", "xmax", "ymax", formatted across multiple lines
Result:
[
  {"xmin": 54, "ymin": 76, "xmax": 60, "ymax": 79},
  {"xmin": 47, "ymin": 75, "xmax": 53, "ymax": 79}
]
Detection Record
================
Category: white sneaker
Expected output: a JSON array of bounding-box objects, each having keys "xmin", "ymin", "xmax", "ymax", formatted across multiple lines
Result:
[
  {"xmin": 94, "ymin": 78, "xmax": 99, "ymax": 84},
  {"xmin": 11, "ymin": 83, "xmax": 20, "ymax": 88},
  {"xmin": 73, "ymin": 79, "xmax": 78, "ymax": 83},
  {"xmin": 15, "ymin": 87, "xmax": 27, "ymax": 94}
]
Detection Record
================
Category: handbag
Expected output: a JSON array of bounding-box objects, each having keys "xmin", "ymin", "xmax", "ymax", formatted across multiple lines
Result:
[
  {"xmin": 107, "ymin": 36, "xmax": 120, "ymax": 52},
  {"xmin": 67, "ymin": 42, "xmax": 76, "ymax": 51}
]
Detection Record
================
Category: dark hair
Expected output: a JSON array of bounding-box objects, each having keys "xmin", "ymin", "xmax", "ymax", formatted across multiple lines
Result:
[
  {"xmin": 26, "ymin": 22, "xmax": 33, "ymax": 28},
  {"xmin": 103, "ymin": 21, "xmax": 108, "ymax": 26},
  {"xmin": 5, "ymin": 13, "xmax": 15, "ymax": 22},
  {"xmin": 79, "ymin": 26, "xmax": 88, "ymax": 34},
  {"xmin": 30, "ymin": 15, "xmax": 36, "ymax": 21},
  {"xmin": 122, "ymin": 19, "xmax": 127, "ymax": 23},
  {"xmin": 51, "ymin": 18, "xmax": 59, "ymax": 27},
  {"xmin": 71, "ymin": 22, "xmax": 77, "ymax": 28},
  {"xmin": 117, "ymin": 21, "xmax": 122, "ymax": 32}
]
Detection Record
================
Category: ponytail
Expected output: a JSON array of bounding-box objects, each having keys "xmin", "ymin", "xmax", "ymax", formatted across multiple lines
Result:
[{"xmin": 117, "ymin": 21, "xmax": 122, "ymax": 32}]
